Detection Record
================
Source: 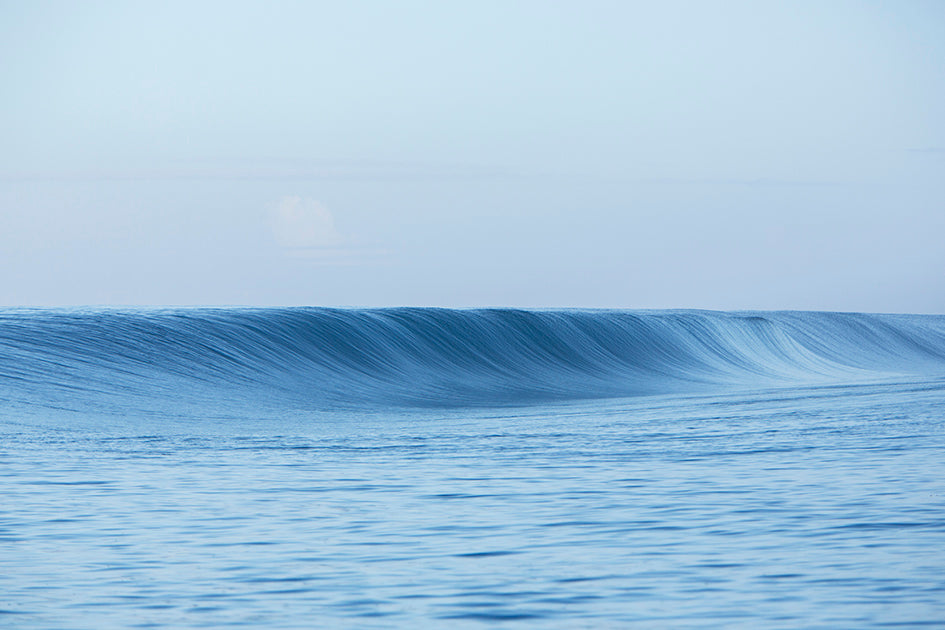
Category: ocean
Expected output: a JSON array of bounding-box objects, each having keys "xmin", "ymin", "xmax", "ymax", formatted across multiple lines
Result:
[{"xmin": 2, "ymin": 308, "xmax": 944, "ymax": 628}]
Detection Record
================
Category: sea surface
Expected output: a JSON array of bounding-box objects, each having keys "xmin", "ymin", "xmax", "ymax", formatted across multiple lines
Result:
[{"xmin": 2, "ymin": 308, "xmax": 945, "ymax": 628}]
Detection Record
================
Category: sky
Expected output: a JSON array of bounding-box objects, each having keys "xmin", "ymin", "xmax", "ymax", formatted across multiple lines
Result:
[{"xmin": 1, "ymin": 0, "xmax": 943, "ymax": 311}]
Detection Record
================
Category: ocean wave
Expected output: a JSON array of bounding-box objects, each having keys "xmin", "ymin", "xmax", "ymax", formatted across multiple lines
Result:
[{"xmin": 1, "ymin": 308, "xmax": 944, "ymax": 412}]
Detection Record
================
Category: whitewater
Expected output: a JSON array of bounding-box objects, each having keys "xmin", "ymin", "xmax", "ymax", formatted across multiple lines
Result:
[{"xmin": 2, "ymin": 308, "xmax": 945, "ymax": 628}]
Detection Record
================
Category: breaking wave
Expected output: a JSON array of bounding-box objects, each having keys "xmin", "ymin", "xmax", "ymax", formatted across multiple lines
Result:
[{"xmin": 1, "ymin": 308, "xmax": 945, "ymax": 413}]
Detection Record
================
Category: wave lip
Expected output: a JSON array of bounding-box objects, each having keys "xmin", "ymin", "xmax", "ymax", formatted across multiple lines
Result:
[{"xmin": 1, "ymin": 308, "xmax": 945, "ymax": 412}]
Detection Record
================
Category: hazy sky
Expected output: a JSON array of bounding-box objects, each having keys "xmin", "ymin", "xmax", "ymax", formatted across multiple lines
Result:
[{"xmin": 1, "ymin": 0, "xmax": 943, "ymax": 311}]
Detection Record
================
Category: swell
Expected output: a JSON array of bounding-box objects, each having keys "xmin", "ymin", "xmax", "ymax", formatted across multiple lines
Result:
[{"xmin": 1, "ymin": 308, "xmax": 945, "ymax": 412}]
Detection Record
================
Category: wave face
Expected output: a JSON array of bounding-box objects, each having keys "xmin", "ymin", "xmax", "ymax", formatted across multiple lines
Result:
[{"xmin": 2, "ymin": 308, "xmax": 945, "ymax": 413}]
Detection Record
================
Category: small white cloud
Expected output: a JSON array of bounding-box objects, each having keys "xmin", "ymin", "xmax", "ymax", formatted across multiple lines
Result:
[{"xmin": 269, "ymin": 196, "xmax": 342, "ymax": 249}]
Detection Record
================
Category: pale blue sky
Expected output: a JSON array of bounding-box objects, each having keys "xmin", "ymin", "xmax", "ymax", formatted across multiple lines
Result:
[{"xmin": 1, "ymin": 0, "xmax": 943, "ymax": 310}]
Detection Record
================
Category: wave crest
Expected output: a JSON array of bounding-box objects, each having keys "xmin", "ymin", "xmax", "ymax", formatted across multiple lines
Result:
[{"xmin": 2, "ymin": 308, "xmax": 945, "ymax": 411}]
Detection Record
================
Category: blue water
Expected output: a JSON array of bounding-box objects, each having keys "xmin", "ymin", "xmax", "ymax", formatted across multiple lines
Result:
[{"xmin": 2, "ymin": 308, "xmax": 945, "ymax": 628}]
